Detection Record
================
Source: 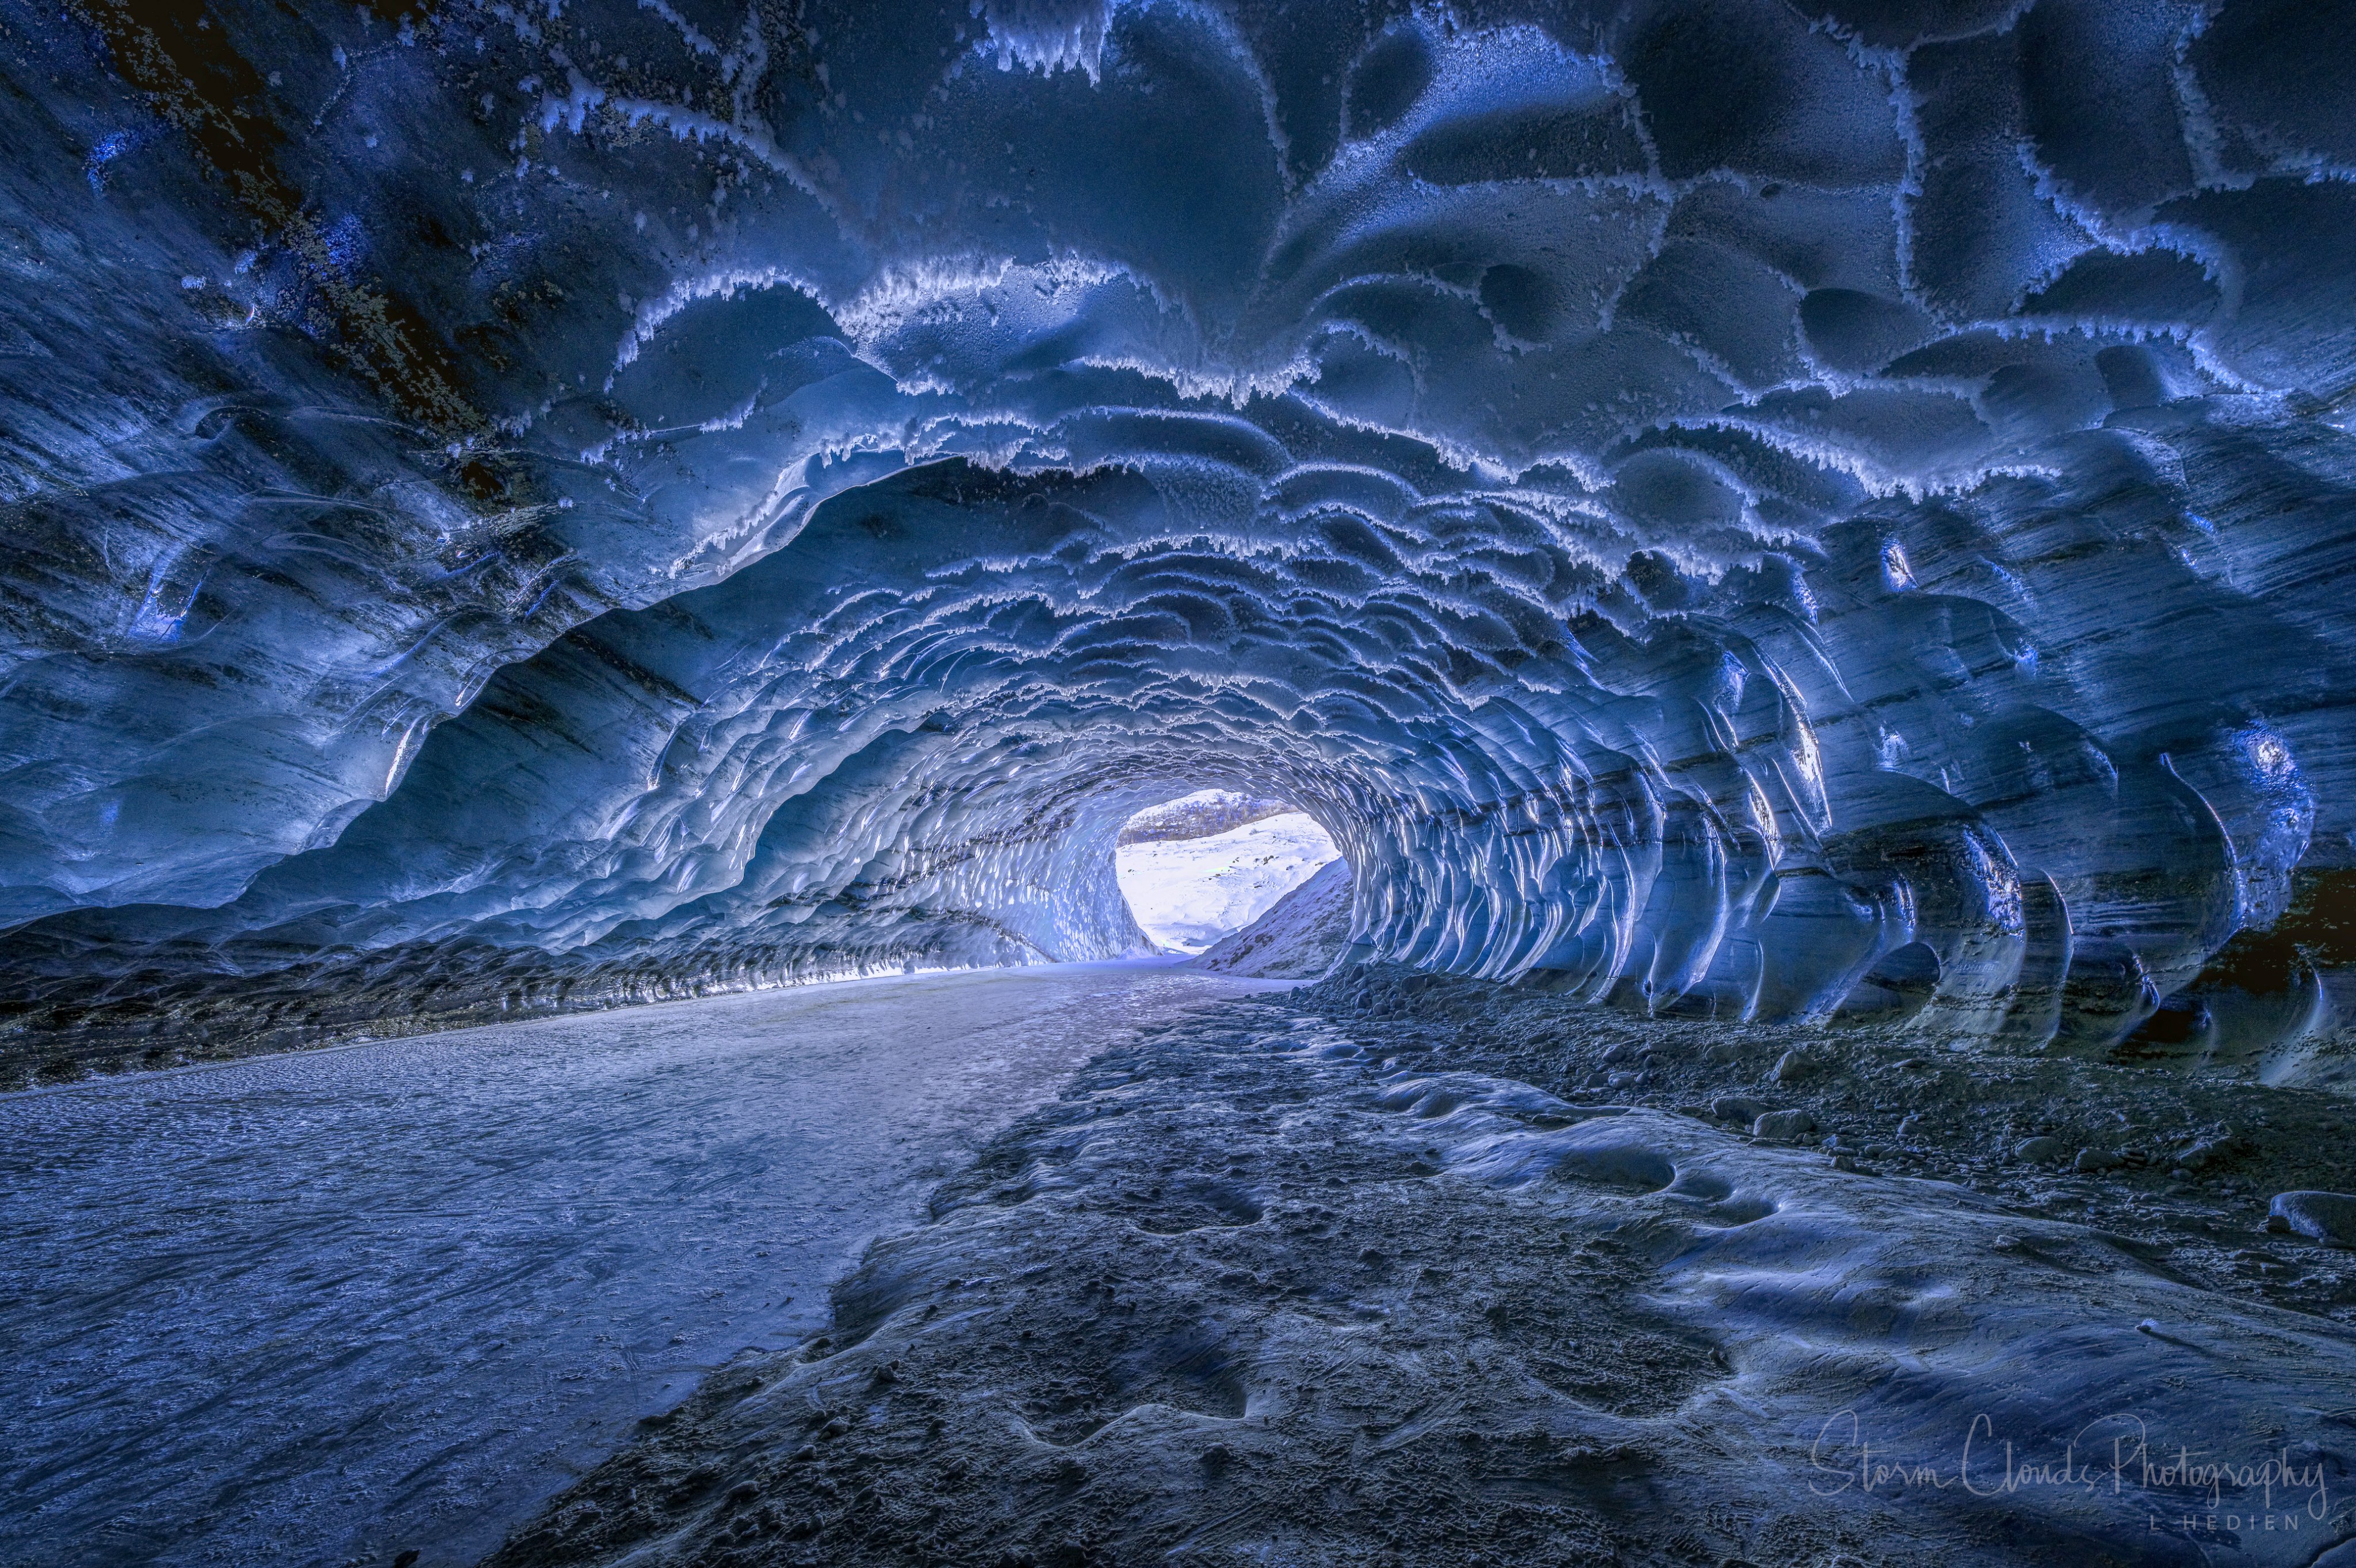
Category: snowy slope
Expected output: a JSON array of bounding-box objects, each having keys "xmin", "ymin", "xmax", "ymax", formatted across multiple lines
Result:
[
  {"xmin": 1114, "ymin": 813, "xmax": 1339, "ymax": 954},
  {"xmin": 1190, "ymin": 858, "xmax": 1353, "ymax": 980},
  {"xmin": 1116, "ymin": 789, "xmax": 1297, "ymax": 845}
]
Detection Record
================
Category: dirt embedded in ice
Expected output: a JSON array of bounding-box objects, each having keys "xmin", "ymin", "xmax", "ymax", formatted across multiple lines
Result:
[
  {"xmin": 1317, "ymin": 966, "xmax": 2356, "ymax": 1324},
  {"xmin": 2271, "ymin": 1192, "xmax": 2356, "ymax": 1249},
  {"xmin": 0, "ymin": 960, "xmax": 1283, "ymax": 1568},
  {"xmin": 486, "ymin": 970, "xmax": 2356, "ymax": 1568}
]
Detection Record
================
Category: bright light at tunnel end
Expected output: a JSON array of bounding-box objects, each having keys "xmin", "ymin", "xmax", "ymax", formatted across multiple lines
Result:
[{"xmin": 1114, "ymin": 790, "xmax": 1341, "ymax": 955}]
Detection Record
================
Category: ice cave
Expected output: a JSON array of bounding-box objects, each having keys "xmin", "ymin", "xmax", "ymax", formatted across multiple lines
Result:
[{"xmin": 3, "ymin": 0, "xmax": 2355, "ymax": 1563}]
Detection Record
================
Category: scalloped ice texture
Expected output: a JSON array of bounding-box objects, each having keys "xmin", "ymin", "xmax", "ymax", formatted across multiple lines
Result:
[{"xmin": 1, "ymin": 0, "xmax": 2353, "ymax": 1074}]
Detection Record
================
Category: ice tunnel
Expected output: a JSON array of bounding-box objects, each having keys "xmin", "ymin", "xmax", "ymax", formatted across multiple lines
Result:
[{"xmin": 4, "ymin": 0, "xmax": 2355, "ymax": 1087}]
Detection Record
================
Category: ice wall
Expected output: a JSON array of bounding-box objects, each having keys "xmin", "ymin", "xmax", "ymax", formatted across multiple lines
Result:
[{"xmin": 3, "ymin": 0, "xmax": 2353, "ymax": 1073}]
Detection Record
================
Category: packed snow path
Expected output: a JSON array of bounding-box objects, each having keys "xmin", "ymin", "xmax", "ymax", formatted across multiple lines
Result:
[{"xmin": 0, "ymin": 961, "xmax": 1283, "ymax": 1568}]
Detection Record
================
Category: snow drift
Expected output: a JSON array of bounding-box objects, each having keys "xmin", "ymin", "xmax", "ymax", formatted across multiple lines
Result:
[{"xmin": 1191, "ymin": 858, "xmax": 1355, "ymax": 980}]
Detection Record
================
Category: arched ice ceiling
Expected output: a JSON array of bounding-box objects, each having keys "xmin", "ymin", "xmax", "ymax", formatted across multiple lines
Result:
[{"xmin": 2, "ymin": 0, "xmax": 2353, "ymax": 1068}]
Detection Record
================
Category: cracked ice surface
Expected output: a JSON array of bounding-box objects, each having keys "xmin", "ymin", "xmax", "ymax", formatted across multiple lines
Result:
[
  {"xmin": 0, "ymin": 961, "xmax": 1282, "ymax": 1568},
  {"xmin": 2, "ymin": 1, "xmax": 2356, "ymax": 1078}
]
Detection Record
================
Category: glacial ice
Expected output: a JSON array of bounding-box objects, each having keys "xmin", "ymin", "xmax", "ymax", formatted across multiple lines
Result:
[{"xmin": 3, "ymin": 0, "xmax": 2355, "ymax": 1083}]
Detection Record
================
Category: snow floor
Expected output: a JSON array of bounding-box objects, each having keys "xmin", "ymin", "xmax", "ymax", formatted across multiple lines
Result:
[
  {"xmin": 1115, "ymin": 812, "xmax": 1340, "ymax": 953},
  {"xmin": 0, "ymin": 959, "xmax": 1290, "ymax": 1568}
]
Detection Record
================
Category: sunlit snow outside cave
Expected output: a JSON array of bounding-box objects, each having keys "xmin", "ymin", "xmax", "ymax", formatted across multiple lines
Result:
[
  {"xmin": 4, "ymin": 0, "xmax": 2356, "ymax": 1565},
  {"xmin": 1114, "ymin": 790, "xmax": 1341, "ymax": 953}
]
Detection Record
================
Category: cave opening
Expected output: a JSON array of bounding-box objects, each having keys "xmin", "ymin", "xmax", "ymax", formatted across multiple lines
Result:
[{"xmin": 1110, "ymin": 788, "xmax": 1342, "ymax": 955}]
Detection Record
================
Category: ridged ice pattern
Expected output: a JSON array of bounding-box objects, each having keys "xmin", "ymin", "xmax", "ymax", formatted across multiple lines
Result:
[{"xmin": 2, "ymin": 0, "xmax": 2352, "ymax": 1071}]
